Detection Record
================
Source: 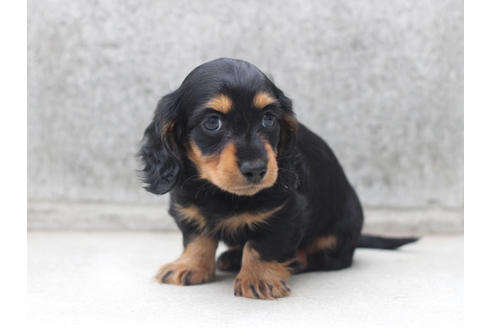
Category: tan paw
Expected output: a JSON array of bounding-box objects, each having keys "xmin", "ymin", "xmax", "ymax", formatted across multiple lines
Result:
[
  {"xmin": 233, "ymin": 273, "xmax": 291, "ymax": 300},
  {"xmin": 155, "ymin": 261, "xmax": 215, "ymax": 286}
]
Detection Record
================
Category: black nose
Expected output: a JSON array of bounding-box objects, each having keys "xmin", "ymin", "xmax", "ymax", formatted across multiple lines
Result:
[{"xmin": 239, "ymin": 160, "xmax": 267, "ymax": 183}]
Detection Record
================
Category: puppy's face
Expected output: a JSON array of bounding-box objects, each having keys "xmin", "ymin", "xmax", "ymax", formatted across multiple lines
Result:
[
  {"xmin": 140, "ymin": 58, "xmax": 297, "ymax": 196},
  {"xmin": 186, "ymin": 91, "xmax": 281, "ymax": 195}
]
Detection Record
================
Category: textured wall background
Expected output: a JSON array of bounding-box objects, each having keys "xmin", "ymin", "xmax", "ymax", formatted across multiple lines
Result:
[{"xmin": 27, "ymin": 0, "xmax": 463, "ymax": 233}]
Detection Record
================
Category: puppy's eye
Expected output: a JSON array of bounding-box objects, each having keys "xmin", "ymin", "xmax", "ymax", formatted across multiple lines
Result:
[
  {"xmin": 262, "ymin": 112, "xmax": 276, "ymax": 128},
  {"xmin": 203, "ymin": 115, "xmax": 222, "ymax": 131}
]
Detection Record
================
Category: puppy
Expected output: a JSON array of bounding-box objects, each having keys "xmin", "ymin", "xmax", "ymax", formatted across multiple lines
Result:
[{"xmin": 139, "ymin": 58, "xmax": 417, "ymax": 300}]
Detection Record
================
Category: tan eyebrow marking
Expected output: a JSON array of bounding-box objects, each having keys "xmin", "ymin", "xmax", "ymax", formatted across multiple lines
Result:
[
  {"xmin": 206, "ymin": 94, "xmax": 233, "ymax": 113},
  {"xmin": 253, "ymin": 91, "xmax": 276, "ymax": 109}
]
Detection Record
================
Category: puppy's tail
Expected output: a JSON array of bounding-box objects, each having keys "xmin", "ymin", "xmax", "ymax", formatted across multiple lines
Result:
[{"xmin": 357, "ymin": 234, "xmax": 419, "ymax": 250}]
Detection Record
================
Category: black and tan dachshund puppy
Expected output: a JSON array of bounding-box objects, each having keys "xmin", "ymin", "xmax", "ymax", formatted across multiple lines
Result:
[{"xmin": 139, "ymin": 58, "xmax": 417, "ymax": 299}]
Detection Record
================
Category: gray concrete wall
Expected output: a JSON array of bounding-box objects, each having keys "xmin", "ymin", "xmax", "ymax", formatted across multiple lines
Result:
[{"xmin": 27, "ymin": 0, "xmax": 463, "ymax": 233}]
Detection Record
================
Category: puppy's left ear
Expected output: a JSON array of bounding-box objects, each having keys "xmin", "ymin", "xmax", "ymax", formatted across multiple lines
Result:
[
  {"xmin": 273, "ymin": 88, "xmax": 300, "ymax": 188},
  {"xmin": 276, "ymin": 90, "xmax": 298, "ymax": 156},
  {"xmin": 138, "ymin": 91, "xmax": 182, "ymax": 195}
]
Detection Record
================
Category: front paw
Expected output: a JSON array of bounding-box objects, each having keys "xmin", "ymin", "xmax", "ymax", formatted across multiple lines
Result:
[
  {"xmin": 233, "ymin": 273, "xmax": 291, "ymax": 300},
  {"xmin": 155, "ymin": 261, "xmax": 215, "ymax": 286}
]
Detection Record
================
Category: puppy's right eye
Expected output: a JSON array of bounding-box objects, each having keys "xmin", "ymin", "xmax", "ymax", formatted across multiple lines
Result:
[{"xmin": 203, "ymin": 115, "xmax": 222, "ymax": 132}]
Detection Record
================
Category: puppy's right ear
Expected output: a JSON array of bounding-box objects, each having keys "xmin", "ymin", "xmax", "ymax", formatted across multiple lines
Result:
[{"xmin": 138, "ymin": 91, "xmax": 182, "ymax": 195}]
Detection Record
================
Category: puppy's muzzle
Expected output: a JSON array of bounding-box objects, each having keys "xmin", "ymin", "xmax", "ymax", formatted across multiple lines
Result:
[{"xmin": 239, "ymin": 159, "xmax": 267, "ymax": 184}]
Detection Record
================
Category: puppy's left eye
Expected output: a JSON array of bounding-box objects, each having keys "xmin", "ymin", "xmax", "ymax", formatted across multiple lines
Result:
[{"xmin": 262, "ymin": 112, "xmax": 276, "ymax": 128}]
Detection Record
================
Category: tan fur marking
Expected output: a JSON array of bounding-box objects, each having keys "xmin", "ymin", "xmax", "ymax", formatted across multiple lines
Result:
[
  {"xmin": 253, "ymin": 91, "xmax": 276, "ymax": 109},
  {"xmin": 287, "ymin": 235, "xmax": 337, "ymax": 273},
  {"xmin": 175, "ymin": 204, "xmax": 207, "ymax": 231},
  {"xmin": 227, "ymin": 245, "xmax": 243, "ymax": 251},
  {"xmin": 187, "ymin": 140, "xmax": 278, "ymax": 196},
  {"xmin": 175, "ymin": 203, "xmax": 282, "ymax": 236},
  {"xmin": 206, "ymin": 94, "xmax": 233, "ymax": 113},
  {"xmin": 155, "ymin": 235, "xmax": 218, "ymax": 286},
  {"xmin": 262, "ymin": 139, "xmax": 279, "ymax": 188},
  {"xmin": 304, "ymin": 235, "xmax": 338, "ymax": 254},
  {"xmin": 215, "ymin": 205, "xmax": 283, "ymax": 235},
  {"xmin": 233, "ymin": 241, "xmax": 291, "ymax": 299},
  {"xmin": 288, "ymin": 249, "xmax": 308, "ymax": 273}
]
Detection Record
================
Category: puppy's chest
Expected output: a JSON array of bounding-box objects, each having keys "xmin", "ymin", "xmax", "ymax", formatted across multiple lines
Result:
[{"xmin": 173, "ymin": 201, "xmax": 283, "ymax": 237}]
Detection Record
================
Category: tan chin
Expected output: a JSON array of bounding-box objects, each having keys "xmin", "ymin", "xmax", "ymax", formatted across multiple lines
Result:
[
  {"xmin": 213, "ymin": 172, "xmax": 278, "ymax": 196},
  {"xmin": 218, "ymin": 182, "xmax": 273, "ymax": 196}
]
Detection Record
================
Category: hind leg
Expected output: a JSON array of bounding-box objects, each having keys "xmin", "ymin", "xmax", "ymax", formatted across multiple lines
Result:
[
  {"xmin": 216, "ymin": 245, "xmax": 243, "ymax": 272},
  {"xmin": 304, "ymin": 250, "xmax": 354, "ymax": 272},
  {"xmin": 288, "ymin": 234, "xmax": 355, "ymax": 273}
]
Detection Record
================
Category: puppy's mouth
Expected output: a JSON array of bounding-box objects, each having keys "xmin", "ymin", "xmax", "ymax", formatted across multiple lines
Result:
[{"xmin": 222, "ymin": 182, "xmax": 273, "ymax": 196}]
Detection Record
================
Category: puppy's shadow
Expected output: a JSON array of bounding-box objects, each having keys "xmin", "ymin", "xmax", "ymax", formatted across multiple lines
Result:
[{"xmin": 213, "ymin": 270, "xmax": 236, "ymax": 283}]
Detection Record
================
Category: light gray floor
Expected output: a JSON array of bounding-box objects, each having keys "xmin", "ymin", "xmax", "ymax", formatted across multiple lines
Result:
[{"xmin": 28, "ymin": 232, "xmax": 463, "ymax": 328}]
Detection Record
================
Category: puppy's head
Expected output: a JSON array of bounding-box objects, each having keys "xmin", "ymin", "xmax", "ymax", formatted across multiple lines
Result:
[{"xmin": 139, "ymin": 58, "xmax": 297, "ymax": 196}]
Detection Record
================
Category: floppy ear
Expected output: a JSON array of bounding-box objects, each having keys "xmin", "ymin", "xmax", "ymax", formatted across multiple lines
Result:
[
  {"xmin": 274, "ymin": 89, "xmax": 300, "ymax": 189},
  {"xmin": 138, "ymin": 92, "xmax": 182, "ymax": 195},
  {"xmin": 276, "ymin": 91, "xmax": 298, "ymax": 157}
]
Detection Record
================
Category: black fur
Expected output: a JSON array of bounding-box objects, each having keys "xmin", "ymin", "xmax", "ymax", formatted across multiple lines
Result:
[
  {"xmin": 139, "ymin": 58, "xmax": 417, "ymax": 276},
  {"xmin": 357, "ymin": 235, "xmax": 419, "ymax": 250},
  {"xmin": 139, "ymin": 92, "xmax": 182, "ymax": 194}
]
